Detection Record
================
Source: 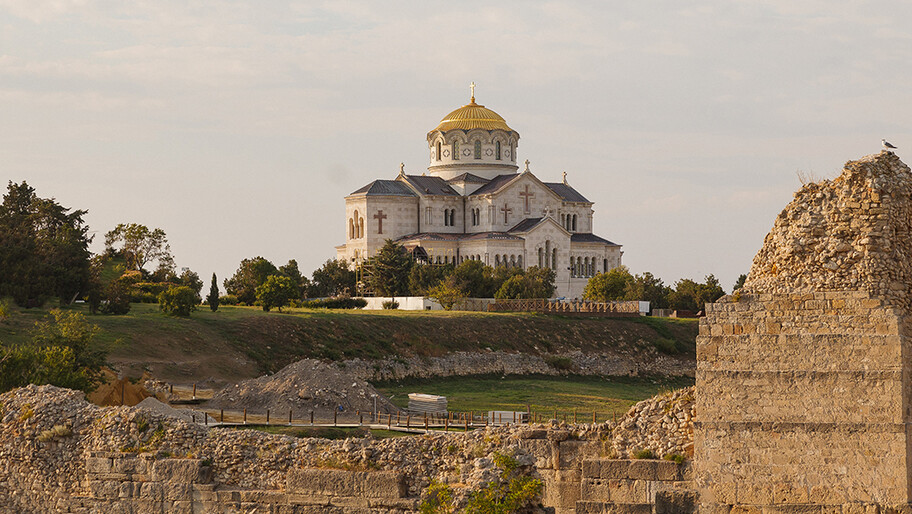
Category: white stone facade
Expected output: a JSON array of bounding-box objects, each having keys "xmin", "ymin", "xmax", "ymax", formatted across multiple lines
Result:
[{"xmin": 336, "ymin": 93, "xmax": 622, "ymax": 299}]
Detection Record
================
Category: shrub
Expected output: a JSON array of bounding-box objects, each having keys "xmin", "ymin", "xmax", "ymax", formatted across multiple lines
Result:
[
  {"xmin": 255, "ymin": 275, "xmax": 297, "ymax": 312},
  {"xmin": 382, "ymin": 300, "xmax": 399, "ymax": 310},
  {"xmin": 158, "ymin": 285, "xmax": 199, "ymax": 317},
  {"xmin": 633, "ymin": 448, "xmax": 656, "ymax": 459},
  {"xmin": 219, "ymin": 294, "xmax": 238, "ymax": 305},
  {"xmin": 663, "ymin": 453, "xmax": 686, "ymax": 464},
  {"xmin": 545, "ymin": 356, "xmax": 573, "ymax": 371},
  {"xmin": 300, "ymin": 298, "xmax": 367, "ymax": 309},
  {"xmin": 419, "ymin": 480, "xmax": 455, "ymax": 514},
  {"xmin": 465, "ymin": 451, "xmax": 543, "ymax": 513},
  {"xmin": 0, "ymin": 297, "xmax": 12, "ymax": 320}
]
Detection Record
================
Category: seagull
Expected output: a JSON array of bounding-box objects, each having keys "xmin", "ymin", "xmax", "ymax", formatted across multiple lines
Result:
[{"xmin": 882, "ymin": 139, "xmax": 898, "ymax": 150}]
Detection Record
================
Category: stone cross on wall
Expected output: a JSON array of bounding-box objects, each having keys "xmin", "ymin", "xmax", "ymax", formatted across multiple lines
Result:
[
  {"xmin": 501, "ymin": 203, "xmax": 512, "ymax": 224},
  {"xmin": 519, "ymin": 185, "xmax": 534, "ymax": 214},
  {"xmin": 542, "ymin": 206, "xmax": 553, "ymax": 218},
  {"xmin": 374, "ymin": 210, "xmax": 387, "ymax": 234},
  {"xmin": 524, "ymin": 160, "xmax": 530, "ymax": 173}
]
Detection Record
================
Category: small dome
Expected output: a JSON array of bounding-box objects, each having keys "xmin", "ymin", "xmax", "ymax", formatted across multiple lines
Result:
[{"xmin": 431, "ymin": 99, "xmax": 515, "ymax": 133}]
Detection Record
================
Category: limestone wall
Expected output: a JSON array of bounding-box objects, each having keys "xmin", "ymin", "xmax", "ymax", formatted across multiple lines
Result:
[{"xmin": 695, "ymin": 291, "xmax": 912, "ymax": 510}]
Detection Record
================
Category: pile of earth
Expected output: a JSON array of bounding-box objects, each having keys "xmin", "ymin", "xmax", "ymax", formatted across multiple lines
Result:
[
  {"xmin": 204, "ymin": 358, "xmax": 398, "ymax": 417},
  {"xmin": 87, "ymin": 370, "xmax": 154, "ymax": 407}
]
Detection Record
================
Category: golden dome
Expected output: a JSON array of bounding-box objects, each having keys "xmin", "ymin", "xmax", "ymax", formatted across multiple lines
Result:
[{"xmin": 432, "ymin": 99, "xmax": 515, "ymax": 133}]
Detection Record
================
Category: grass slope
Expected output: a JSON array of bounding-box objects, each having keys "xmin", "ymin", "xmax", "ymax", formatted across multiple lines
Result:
[
  {"xmin": 0, "ymin": 303, "xmax": 697, "ymax": 386},
  {"xmin": 376, "ymin": 374, "xmax": 695, "ymax": 419}
]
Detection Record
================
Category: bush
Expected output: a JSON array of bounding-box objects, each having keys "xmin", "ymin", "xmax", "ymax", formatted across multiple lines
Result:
[
  {"xmin": 158, "ymin": 285, "xmax": 199, "ymax": 317},
  {"xmin": 300, "ymin": 298, "xmax": 367, "ymax": 309},
  {"xmin": 381, "ymin": 300, "xmax": 399, "ymax": 310},
  {"xmin": 219, "ymin": 294, "xmax": 238, "ymax": 305},
  {"xmin": 0, "ymin": 297, "xmax": 12, "ymax": 320},
  {"xmin": 663, "ymin": 453, "xmax": 686, "ymax": 464},
  {"xmin": 545, "ymin": 356, "xmax": 573, "ymax": 371},
  {"xmin": 255, "ymin": 275, "xmax": 297, "ymax": 312},
  {"xmin": 633, "ymin": 448, "xmax": 656, "ymax": 459}
]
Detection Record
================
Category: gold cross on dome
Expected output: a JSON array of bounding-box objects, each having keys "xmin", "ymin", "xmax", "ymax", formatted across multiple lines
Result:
[{"xmin": 470, "ymin": 82, "xmax": 476, "ymax": 102}]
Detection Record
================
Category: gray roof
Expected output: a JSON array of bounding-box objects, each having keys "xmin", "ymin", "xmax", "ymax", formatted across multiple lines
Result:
[
  {"xmin": 396, "ymin": 232, "xmax": 523, "ymax": 243},
  {"xmin": 403, "ymin": 175, "xmax": 460, "ymax": 196},
  {"xmin": 508, "ymin": 217, "xmax": 544, "ymax": 233},
  {"xmin": 544, "ymin": 182, "xmax": 590, "ymax": 203},
  {"xmin": 469, "ymin": 174, "xmax": 517, "ymax": 196},
  {"xmin": 350, "ymin": 180, "xmax": 417, "ymax": 197},
  {"xmin": 447, "ymin": 172, "xmax": 490, "ymax": 184},
  {"xmin": 571, "ymin": 233, "xmax": 620, "ymax": 246}
]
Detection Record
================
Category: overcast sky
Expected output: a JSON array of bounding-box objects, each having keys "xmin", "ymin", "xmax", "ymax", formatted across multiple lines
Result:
[{"xmin": 2, "ymin": 1, "xmax": 910, "ymax": 292}]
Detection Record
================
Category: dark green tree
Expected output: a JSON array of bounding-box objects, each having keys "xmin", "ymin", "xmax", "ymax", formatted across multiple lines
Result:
[
  {"xmin": 279, "ymin": 259, "xmax": 304, "ymax": 298},
  {"xmin": 583, "ymin": 266, "xmax": 634, "ymax": 302},
  {"xmin": 450, "ymin": 260, "xmax": 496, "ymax": 298},
  {"xmin": 408, "ymin": 263, "xmax": 453, "ymax": 296},
  {"xmin": 223, "ymin": 256, "xmax": 278, "ymax": 304},
  {"xmin": 733, "ymin": 274, "xmax": 747, "ymax": 291},
  {"xmin": 363, "ymin": 241, "xmax": 413, "ymax": 297},
  {"xmin": 179, "ymin": 269, "xmax": 203, "ymax": 302},
  {"xmin": 494, "ymin": 266, "xmax": 556, "ymax": 299},
  {"xmin": 256, "ymin": 275, "xmax": 297, "ymax": 312},
  {"xmin": 625, "ymin": 272, "xmax": 672, "ymax": 310},
  {"xmin": 668, "ymin": 275, "xmax": 726, "ymax": 311},
  {"xmin": 308, "ymin": 259, "xmax": 357, "ymax": 298},
  {"xmin": 0, "ymin": 181, "xmax": 93, "ymax": 306},
  {"xmin": 207, "ymin": 273, "xmax": 220, "ymax": 312}
]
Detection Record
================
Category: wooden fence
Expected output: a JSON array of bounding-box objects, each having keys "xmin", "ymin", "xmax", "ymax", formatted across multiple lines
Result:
[{"xmin": 487, "ymin": 299, "xmax": 640, "ymax": 316}]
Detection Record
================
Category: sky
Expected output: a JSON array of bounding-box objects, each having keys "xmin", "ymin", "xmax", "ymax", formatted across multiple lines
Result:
[{"xmin": 2, "ymin": 0, "xmax": 911, "ymax": 292}]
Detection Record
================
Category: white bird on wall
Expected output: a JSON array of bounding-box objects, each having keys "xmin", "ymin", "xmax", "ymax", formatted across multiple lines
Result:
[{"xmin": 882, "ymin": 139, "xmax": 898, "ymax": 151}]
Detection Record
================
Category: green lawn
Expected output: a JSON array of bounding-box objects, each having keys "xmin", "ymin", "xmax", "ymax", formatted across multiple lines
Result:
[{"xmin": 375, "ymin": 374, "xmax": 694, "ymax": 420}]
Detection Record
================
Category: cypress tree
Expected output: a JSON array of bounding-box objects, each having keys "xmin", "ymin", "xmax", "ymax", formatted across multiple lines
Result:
[{"xmin": 207, "ymin": 273, "xmax": 220, "ymax": 312}]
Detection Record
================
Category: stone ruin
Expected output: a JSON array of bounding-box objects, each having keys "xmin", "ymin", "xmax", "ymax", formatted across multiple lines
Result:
[
  {"xmin": 3, "ymin": 151, "xmax": 912, "ymax": 513},
  {"xmin": 695, "ymin": 151, "xmax": 912, "ymax": 512}
]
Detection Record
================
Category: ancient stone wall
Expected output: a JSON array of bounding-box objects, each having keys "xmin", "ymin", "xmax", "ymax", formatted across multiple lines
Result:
[{"xmin": 695, "ymin": 291, "xmax": 912, "ymax": 511}]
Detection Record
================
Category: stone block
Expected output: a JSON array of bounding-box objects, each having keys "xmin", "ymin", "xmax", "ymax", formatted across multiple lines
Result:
[
  {"xmin": 329, "ymin": 496, "xmax": 370, "ymax": 508},
  {"xmin": 88, "ymin": 480, "xmax": 120, "ymax": 500},
  {"xmin": 163, "ymin": 482, "xmax": 192, "ymax": 501},
  {"xmin": 579, "ymin": 478, "xmax": 610, "ymax": 502},
  {"xmin": 112, "ymin": 456, "xmax": 145, "ymax": 475},
  {"xmin": 286, "ymin": 468, "xmax": 407, "ymax": 499},
  {"xmin": 85, "ymin": 456, "xmax": 113, "ymax": 474},
  {"xmin": 151, "ymin": 459, "xmax": 207, "ymax": 484},
  {"xmin": 597, "ymin": 459, "xmax": 631, "ymax": 479},
  {"xmin": 559, "ymin": 440, "xmax": 587, "ymax": 469},
  {"xmin": 654, "ymin": 461, "xmax": 683, "ymax": 481},
  {"xmin": 655, "ymin": 489, "xmax": 697, "ymax": 514},
  {"xmin": 626, "ymin": 460, "xmax": 657, "ymax": 480},
  {"xmin": 576, "ymin": 501, "xmax": 653, "ymax": 514},
  {"xmin": 140, "ymin": 481, "xmax": 163, "ymax": 501},
  {"xmin": 169, "ymin": 500, "xmax": 194, "ymax": 514}
]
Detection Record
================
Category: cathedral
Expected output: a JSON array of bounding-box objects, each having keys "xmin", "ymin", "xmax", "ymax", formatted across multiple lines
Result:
[{"xmin": 336, "ymin": 86, "xmax": 622, "ymax": 299}]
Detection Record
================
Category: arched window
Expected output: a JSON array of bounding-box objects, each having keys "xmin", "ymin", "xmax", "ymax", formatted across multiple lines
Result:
[
  {"xmin": 552, "ymin": 248, "xmax": 558, "ymax": 271},
  {"xmin": 572, "ymin": 215, "xmax": 577, "ymax": 232},
  {"xmin": 517, "ymin": 255, "xmax": 523, "ymax": 268},
  {"xmin": 495, "ymin": 141, "xmax": 501, "ymax": 160},
  {"xmin": 545, "ymin": 241, "xmax": 551, "ymax": 268},
  {"xmin": 510, "ymin": 142, "xmax": 515, "ymax": 161},
  {"xmin": 436, "ymin": 141, "xmax": 442, "ymax": 161},
  {"xmin": 538, "ymin": 248, "xmax": 544, "ymax": 267},
  {"xmin": 349, "ymin": 218, "xmax": 354, "ymax": 239},
  {"xmin": 561, "ymin": 213, "xmax": 566, "ymax": 228},
  {"xmin": 453, "ymin": 140, "xmax": 459, "ymax": 160},
  {"xmin": 510, "ymin": 255, "xmax": 516, "ymax": 267},
  {"xmin": 359, "ymin": 217, "xmax": 364, "ymax": 239},
  {"xmin": 495, "ymin": 255, "xmax": 501, "ymax": 267},
  {"xmin": 450, "ymin": 209, "xmax": 455, "ymax": 227},
  {"xmin": 474, "ymin": 140, "xmax": 482, "ymax": 159},
  {"xmin": 604, "ymin": 259, "xmax": 608, "ymax": 273}
]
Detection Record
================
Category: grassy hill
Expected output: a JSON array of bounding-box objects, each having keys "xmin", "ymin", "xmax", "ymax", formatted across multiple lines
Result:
[{"xmin": 0, "ymin": 302, "xmax": 697, "ymax": 387}]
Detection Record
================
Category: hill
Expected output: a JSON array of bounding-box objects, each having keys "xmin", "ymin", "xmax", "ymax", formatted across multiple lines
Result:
[{"xmin": 0, "ymin": 303, "xmax": 697, "ymax": 387}]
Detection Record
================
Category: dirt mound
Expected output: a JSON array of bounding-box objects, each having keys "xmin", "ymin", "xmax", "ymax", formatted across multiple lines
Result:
[
  {"xmin": 87, "ymin": 370, "xmax": 154, "ymax": 407},
  {"xmin": 205, "ymin": 358, "xmax": 398, "ymax": 417}
]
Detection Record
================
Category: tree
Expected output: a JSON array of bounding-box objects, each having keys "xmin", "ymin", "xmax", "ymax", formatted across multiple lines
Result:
[
  {"xmin": 278, "ymin": 259, "xmax": 304, "ymax": 299},
  {"xmin": 363, "ymin": 240, "xmax": 413, "ymax": 297},
  {"xmin": 256, "ymin": 275, "xmax": 297, "ymax": 312},
  {"xmin": 583, "ymin": 266, "xmax": 634, "ymax": 302},
  {"xmin": 733, "ymin": 274, "xmax": 747, "ymax": 291},
  {"xmin": 158, "ymin": 285, "xmax": 199, "ymax": 317},
  {"xmin": 408, "ymin": 263, "xmax": 452, "ymax": 296},
  {"xmin": 207, "ymin": 273, "xmax": 220, "ymax": 312},
  {"xmin": 104, "ymin": 223, "xmax": 173, "ymax": 275},
  {"xmin": 450, "ymin": 260, "xmax": 496, "ymax": 298},
  {"xmin": 427, "ymin": 276, "xmax": 465, "ymax": 310},
  {"xmin": 494, "ymin": 266, "xmax": 556, "ymax": 299},
  {"xmin": 668, "ymin": 275, "xmax": 726, "ymax": 312},
  {"xmin": 179, "ymin": 269, "xmax": 203, "ymax": 303},
  {"xmin": 309, "ymin": 259, "xmax": 357, "ymax": 298},
  {"xmin": 625, "ymin": 272, "xmax": 672, "ymax": 310},
  {"xmin": 0, "ymin": 181, "xmax": 93, "ymax": 306},
  {"xmin": 224, "ymin": 256, "xmax": 278, "ymax": 305}
]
